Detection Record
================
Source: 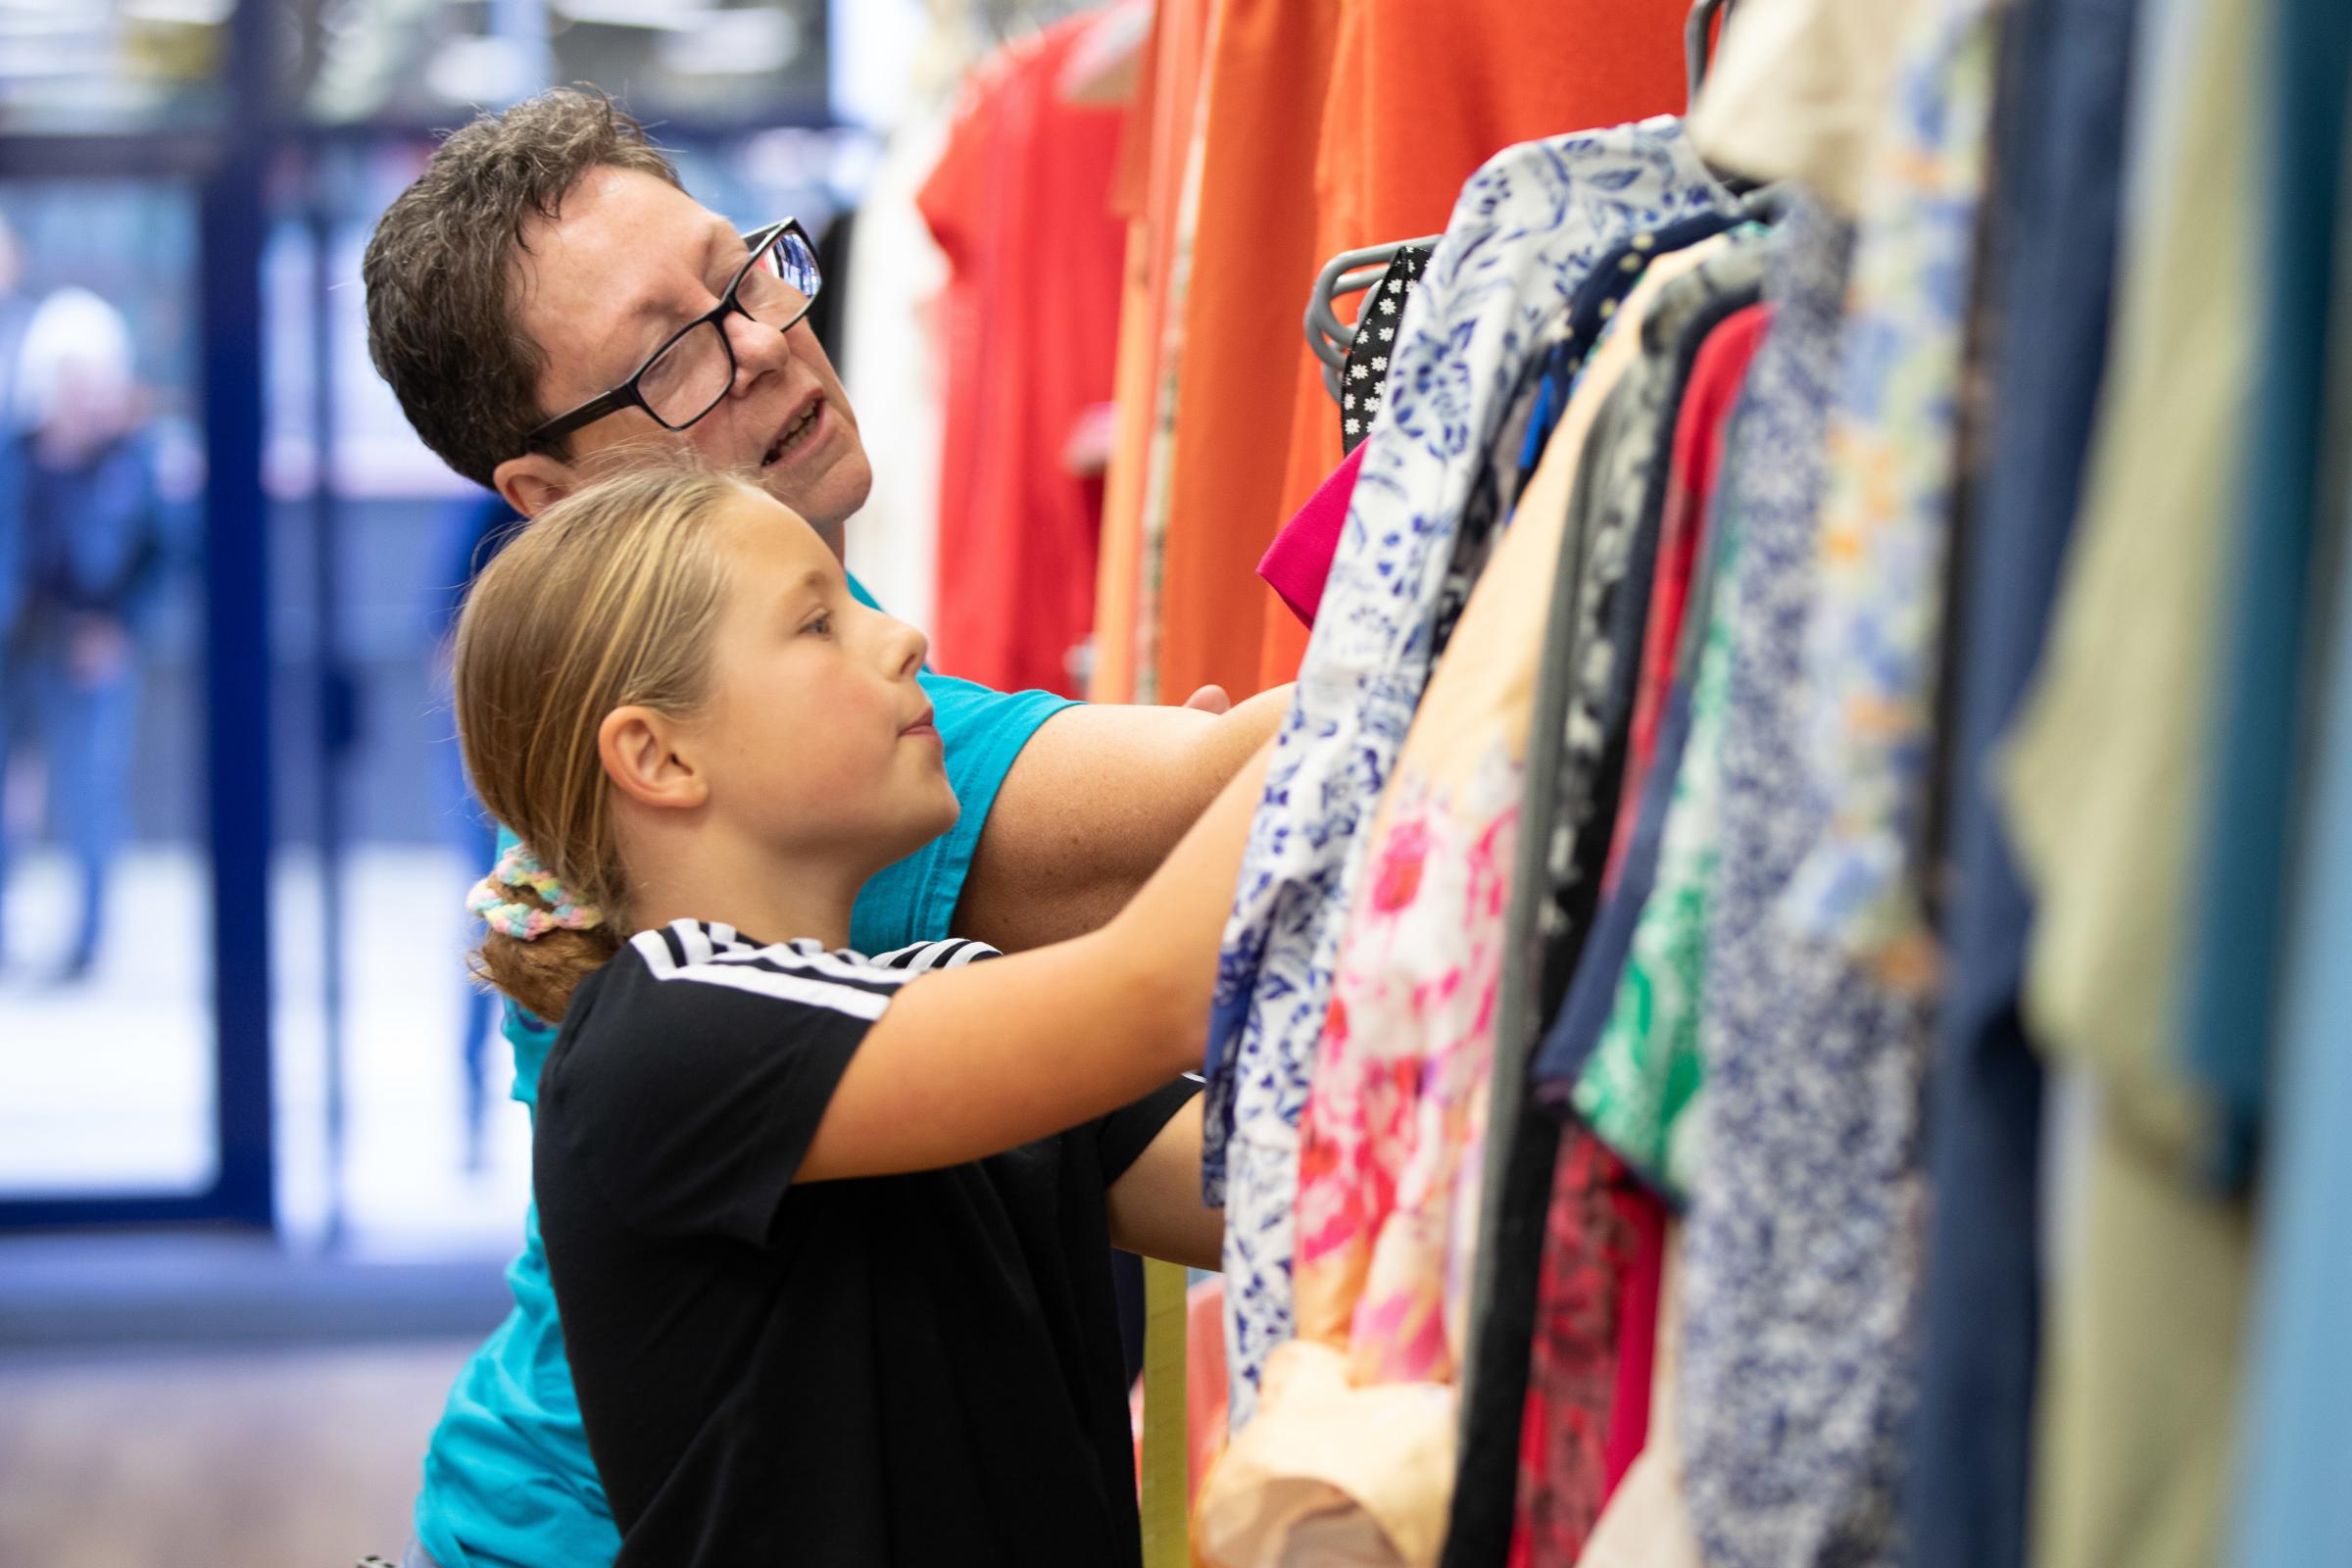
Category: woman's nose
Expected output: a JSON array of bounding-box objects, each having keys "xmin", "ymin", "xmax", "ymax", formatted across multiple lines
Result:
[{"xmin": 725, "ymin": 308, "xmax": 792, "ymax": 392}]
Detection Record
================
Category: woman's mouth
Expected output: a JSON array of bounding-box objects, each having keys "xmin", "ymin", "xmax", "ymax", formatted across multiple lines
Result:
[{"xmin": 761, "ymin": 398, "xmax": 825, "ymax": 467}]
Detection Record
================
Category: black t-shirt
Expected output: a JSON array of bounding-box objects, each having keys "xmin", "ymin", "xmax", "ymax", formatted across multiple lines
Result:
[{"xmin": 535, "ymin": 919, "xmax": 1199, "ymax": 1567}]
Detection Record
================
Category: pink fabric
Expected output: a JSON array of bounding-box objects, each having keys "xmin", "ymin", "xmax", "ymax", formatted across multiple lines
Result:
[{"xmin": 1255, "ymin": 442, "xmax": 1366, "ymax": 627}]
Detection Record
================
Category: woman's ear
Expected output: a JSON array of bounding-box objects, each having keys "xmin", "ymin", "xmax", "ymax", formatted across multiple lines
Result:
[
  {"xmin": 599, "ymin": 706, "xmax": 710, "ymax": 812},
  {"xmin": 492, "ymin": 451, "xmax": 574, "ymax": 518}
]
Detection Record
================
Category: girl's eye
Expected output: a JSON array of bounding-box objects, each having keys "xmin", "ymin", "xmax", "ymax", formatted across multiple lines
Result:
[{"xmin": 801, "ymin": 612, "xmax": 833, "ymax": 637}]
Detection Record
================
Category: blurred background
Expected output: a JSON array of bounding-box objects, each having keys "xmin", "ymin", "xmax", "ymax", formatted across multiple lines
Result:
[{"xmin": 0, "ymin": 1, "xmax": 1099, "ymax": 1560}]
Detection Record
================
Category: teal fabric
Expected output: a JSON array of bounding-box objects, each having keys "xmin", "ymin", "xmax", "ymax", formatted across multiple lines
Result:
[
  {"xmin": 2229, "ymin": 495, "xmax": 2352, "ymax": 1566},
  {"xmin": 415, "ymin": 571, "xmax": 1076, "ymax": 1567},
  {"xmin": 2174, "ymin": 0, "xmax": 2352, "ymax": 1190}
]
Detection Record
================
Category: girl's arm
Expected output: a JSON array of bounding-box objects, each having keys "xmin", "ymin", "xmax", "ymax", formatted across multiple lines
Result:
[
  {"xmin": 1106, "ymin": 1099, "xmax": 1222, "ymax": 1269},
  {"xmin": 794, "ymin": 740, "xmax": 1274, "ymax": 1184}
]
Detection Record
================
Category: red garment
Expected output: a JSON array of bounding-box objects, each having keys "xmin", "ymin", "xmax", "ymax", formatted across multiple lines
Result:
[
  {"xmin": 1511, "ymin": 1131, "xmax": 1641, "ymax": 1567},
  {"xmin": 1255, "ymin": 443, "xmax": 1365, "ymax": 627},
  {"xmin": 1603, "ymin": 303, "xmax": 1774, "ymax": 890},
  {"xmin": 919, "ymin": 17, "xmax": 1127, "ymax": 695},
  {"xmin": 1600, "ymin": 1186, "xmax": 1667, "ymax": 1498}
]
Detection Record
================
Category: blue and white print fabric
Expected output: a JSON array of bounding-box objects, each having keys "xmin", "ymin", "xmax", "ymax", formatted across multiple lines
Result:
[
  {"xmin": 1676, "ymin": 193, "xmax": 1930, "ymax": 1568},
  {"xmin": 1784, "ymin": 0, "xmax": 2001, "ymax": 965},
  {"xmin": 1200, "ymin": 119, "xmax": 1731, "ymax": 1428}
]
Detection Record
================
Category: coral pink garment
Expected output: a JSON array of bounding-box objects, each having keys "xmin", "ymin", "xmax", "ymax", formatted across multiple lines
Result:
[
  {"xmin": 1256, "ymin": 443, "xmax": 1366, "ymax": 627},
  {"xmin": 918, "ymin": 16, "xmax": 1126, "ymax": 695}
]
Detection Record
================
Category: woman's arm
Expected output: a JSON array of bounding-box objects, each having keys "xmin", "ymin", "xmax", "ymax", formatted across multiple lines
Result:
[
  {"xmin": 952, "ymin": 685, "xmax": 1292, "ymax": 951},
  {"xmin": 794, "ymin": 740, "xmax": 1273, "ymax": 1183}
]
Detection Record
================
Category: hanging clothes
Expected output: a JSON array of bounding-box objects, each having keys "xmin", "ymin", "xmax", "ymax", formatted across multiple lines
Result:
[
  {"xmin": 1254, "ymin": 0, "xmax": 1695, "ymax": 694},
  {"xmin": 2228, "ymin": 491, "xmax": 2352, "ymax": 1568},
  {"xmin": 1526, "ymin": 303, "xmax": 1773, "ymax": 1141},
  {"xmin": 2225, "ymin": 83, "xmax": 2352, "ymax": 1566},
  {"xmin": 1461, "ymin": 230, "xmax": 1768, "ymax": 1568},
  {"xmin": 919, "ymin": 12, "xmax": 1127, "ymax": 696},
  {"xmin": 1996, "ymin": 0, "xmax": 2266, "ymax": 1558},
  {"xmin": 1573, "ymin": 1233, "xmax": 1703, "ymax": 1568},
  {"xmin": 1668, "ymin": 188, "xmax": 1928, "ymax": 1568},
  {"xmin": 1201, "ymin": 122, "xmax": 1733, "ymax": 1434},
  {"xmin": 1092, "ymin": 0, "xmax": 1212, "ymax": 704},
  {"xmin": 1148, "ymin": 0, "xmax": 1344, "ymax": 703},
  {"xmin": 1671, "ymin": 9, "xmax": 2003, "ymax": 1559},
  {"xmin": 1686, "ymin": 0, "xmax": 1915, "ymax": 215},
  {"xmin": 1903, "ymin": 0, "xmax": 2140, "ymax": 1560},
  {"xmin": 1339, "ymin": 246, "xmax": 1429, "ymax": 455},
  {"xmin": 1197, "ymin": 242, "xmax": 1716, "ymax": 1568},
  {"xmin": 1782, "ymin": 0, "xmax": 2001, "ymax": 971},
  {"xmin": 2171, "ymin": 0, "xmax": 2352, "ymax": 1191},
  {"xmin": 1256, "ymin": 442, "xmax": 1365, "ymax": 630}
]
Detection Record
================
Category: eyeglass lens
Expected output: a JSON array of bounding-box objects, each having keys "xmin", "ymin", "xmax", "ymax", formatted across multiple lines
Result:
[{"xmin": 637, "ymin": 227, "xmax": 825, "ymax": 428}]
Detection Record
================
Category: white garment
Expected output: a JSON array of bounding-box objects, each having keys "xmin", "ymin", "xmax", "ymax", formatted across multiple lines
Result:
[
  {"xmin": 841, "ymin": 106, "xmax": 952, "ymax": 636},
  {"xmin": 1687, "ymin": 0, "xmax": 1915, "ymax": 215}
]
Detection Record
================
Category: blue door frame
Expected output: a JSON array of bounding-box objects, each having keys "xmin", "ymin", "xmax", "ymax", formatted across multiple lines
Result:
[{"xmin": 0, "ymin": 0, "xmax": 275, "ymax": 1230}]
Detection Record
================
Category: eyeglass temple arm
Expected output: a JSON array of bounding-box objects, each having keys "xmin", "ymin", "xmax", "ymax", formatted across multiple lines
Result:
[{"xmin": 527, "ymin": 386, "xmax": 637, "ymax": 453}]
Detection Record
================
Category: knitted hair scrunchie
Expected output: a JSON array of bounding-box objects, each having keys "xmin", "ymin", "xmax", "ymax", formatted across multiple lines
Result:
[{"xmin": 467, "ymin": 842, "xmax": 605, "ymax": 942}]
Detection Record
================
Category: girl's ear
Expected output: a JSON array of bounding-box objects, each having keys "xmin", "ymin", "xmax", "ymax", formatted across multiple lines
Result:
[{"xmin": 599, "ymin": 706, "xmax": 710, "ymax": 812}]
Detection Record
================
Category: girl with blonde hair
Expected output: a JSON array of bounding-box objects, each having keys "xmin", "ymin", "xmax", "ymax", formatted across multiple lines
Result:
[{"xmin": 451, "ymin": 462, "xmax": 1260, "ymax": 1567}]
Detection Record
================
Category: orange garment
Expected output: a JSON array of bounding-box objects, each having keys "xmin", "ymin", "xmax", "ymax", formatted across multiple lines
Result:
[
  {"xmin": 1153, "ymin": 0, "xmax": 1344, "ymax": 704},
  {"xmin": 919, "ymin": 14, "xmax": 1128, "ymax": 696},
  {"xmin": 1252, "ymin": 0, "xmax": 1693, "ymax": 691},
  {"xmin": 1093, "ymin": 0, "xmax": 1214, "ymax": 705}
]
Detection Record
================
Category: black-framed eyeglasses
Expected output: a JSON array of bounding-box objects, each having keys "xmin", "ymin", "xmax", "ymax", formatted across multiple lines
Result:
[{"xmin": 520, "ymin": 219, "xmax": 823, "ymax": 456}]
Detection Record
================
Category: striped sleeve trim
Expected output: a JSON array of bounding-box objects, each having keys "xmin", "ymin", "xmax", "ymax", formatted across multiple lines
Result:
[
  {"xmin": 868, "ymin": 938, "xmax": 995, "ymax": 973},
  {"xmin": 632, "ymin": 922, "xmax": 912, "ymax": 1021}
]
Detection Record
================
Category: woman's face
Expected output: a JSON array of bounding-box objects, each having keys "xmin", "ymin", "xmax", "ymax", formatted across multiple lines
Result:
[{"xmin": 686, "ymin": 489, "xmax": 958, "ymax": 870}]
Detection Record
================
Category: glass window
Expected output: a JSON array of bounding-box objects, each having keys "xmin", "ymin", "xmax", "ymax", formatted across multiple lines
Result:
[{"xmin": 0, "ymin": 178, "xmax": 212, "ymax": 1194}]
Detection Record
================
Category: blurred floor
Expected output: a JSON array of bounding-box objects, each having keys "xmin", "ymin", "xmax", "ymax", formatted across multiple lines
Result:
[{"xmin": 0, "ymin": 1337, "xmax": 470, "ymax": 1568}]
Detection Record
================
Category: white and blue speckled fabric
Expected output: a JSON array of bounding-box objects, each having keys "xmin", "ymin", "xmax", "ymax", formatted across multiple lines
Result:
[{"xmin": 1198, "ymin": 119, "xmax": 1732, "ymax": 1428}]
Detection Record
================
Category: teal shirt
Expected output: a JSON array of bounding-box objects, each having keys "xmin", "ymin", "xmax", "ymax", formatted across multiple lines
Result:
[{"xmin": 415, "ymin": 574, "xmax": 1076, "ymax": 1567}]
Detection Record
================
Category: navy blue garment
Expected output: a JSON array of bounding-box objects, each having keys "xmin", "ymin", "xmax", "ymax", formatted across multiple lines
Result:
[
  {"xmin": 1904, "ymin": 0, "xmax": 2139, "ymax": 1564},
  {"xmin": 2175, "ymin": 0, "xmax": 2352, "ymax": 1192}
]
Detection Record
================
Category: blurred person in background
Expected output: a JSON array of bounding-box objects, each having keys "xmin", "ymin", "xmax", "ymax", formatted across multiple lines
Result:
[{"xmin": 0, "ymin": 286, "xmax": 169, "ymax": 982}]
